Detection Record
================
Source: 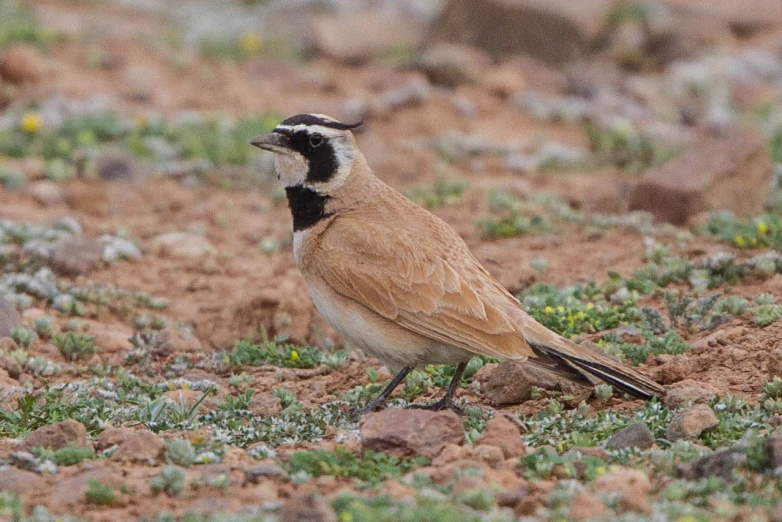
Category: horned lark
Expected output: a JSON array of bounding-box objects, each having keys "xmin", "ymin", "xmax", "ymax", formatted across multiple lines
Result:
[{"xmin": 251, "ymin": 113, "xmax": 664, "ymax": 414}]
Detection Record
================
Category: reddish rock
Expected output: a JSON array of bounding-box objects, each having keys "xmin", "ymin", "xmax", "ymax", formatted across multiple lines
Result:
[
  {"xmin": 666, "ymin": 404, "xmax": 719, "ymax": 441},
  {"xmin": 664, "ymin": 380, "xmax": 720, "ymax": 409},
  {"xmin": 280, "ymin": 491, "xmax": 337, "ymax": 522},
  {"xmin": 0, "ymin": 44, "xmax": 45, "ymax": 84},
  {"xmin": 629, "ymin": 128, "xmax": 772, "ymax": 225},
  {"xmin": 111, "ymin": 430, "xmax": 164, "ymax": 464},
  {"xmin": 767, "ymin": 347, "xmax": 782, "ymax": 380},
  {"xmin": 594, "ymin": 468, "xmax": 652, "ymax": 511},
  {"xmin": 485, "ymin": 361, "xmax": 559, "ymax": 405},
  {"xmin": 431, "ymin": 0, "xmax": 616, "ymax": 64},
  {"xmin": 414, "ymin": 43, "xmax": 488, "ymax": 87},
  {"xmin": 569, "ymin": 490, "xmax": 608, "ymax": 521},
  {"xmin": 20, "ymin": 419, "xmax": 88, "ymax": 452},
  {"xmin": 0, "ymin": 299, "xmax": 21, "ymax": 338},
  {"xmin": 360, "ymin": 409, "xmax": 464, "ymax": 459},
  {"xmin": 95, "ymin": 427, "xmax": 134, "ymax": 451},
  {"xmin": 477, "ymin": 414, "xmax": 526, "ymax": 458},
  {"xmin": 50, "ymin": 238, "xmax": 104, "ymax": 277},
  {"xmin": 0, "ymin": 468, "xmax": 46, "ymax": 494}
]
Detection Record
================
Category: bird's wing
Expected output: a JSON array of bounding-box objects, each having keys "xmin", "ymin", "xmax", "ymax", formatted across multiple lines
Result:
[{"xmin": 308, "ymin": 215, "xmax": 535, "ymax": 360}]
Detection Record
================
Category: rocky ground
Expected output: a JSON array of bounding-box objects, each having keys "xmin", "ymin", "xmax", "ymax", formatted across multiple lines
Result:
[{"xmin": 0, "ymin": 0, "xmax": 782, "ymax": 520}]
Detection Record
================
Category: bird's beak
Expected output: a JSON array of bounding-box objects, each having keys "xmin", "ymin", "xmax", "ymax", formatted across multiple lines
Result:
[{"xmin": 250, "ymin": 132, "xmax": 290, "ymax": 153}]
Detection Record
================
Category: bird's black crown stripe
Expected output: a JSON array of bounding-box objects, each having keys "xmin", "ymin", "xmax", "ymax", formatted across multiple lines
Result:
[
  {"xmin": 279, "ymin": 114, "xmax": 363, "ymax": 130},
  {"xmin": 285, "ymin": 185, "xmax": 332, "ymax": 231}
]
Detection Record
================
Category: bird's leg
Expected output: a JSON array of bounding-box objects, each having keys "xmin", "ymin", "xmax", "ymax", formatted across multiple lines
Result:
[
  {"xmin": 356, "ymin": 366, "xmax": 414, "ymax": 416},
  {"xmin": 406, "ymin": 361, "xmax": 468, "ymax": 415}
]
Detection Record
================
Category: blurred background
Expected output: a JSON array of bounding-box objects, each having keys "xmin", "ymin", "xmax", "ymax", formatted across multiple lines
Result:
[{"xmin": 0, "ymin": 0, "xmax": 781, "ymax": 347}]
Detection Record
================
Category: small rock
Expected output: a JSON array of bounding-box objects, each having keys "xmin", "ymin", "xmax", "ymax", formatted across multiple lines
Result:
[
  {"xmin": 666, "ymin": 404, "xmax": 720, "ymax": 442},
  {"xmin": 20, "ymin": 419, "xmax": 89, "ymax": 452},
  {"xmin": 95, "ymin": 427, "xmax": 135, "ymax": 451},
  {"xmin": 361, "ymin": 409, "xmax": 464, "ymax": 459},
  {"xmin": 767, "ymin": 435, "xmax": 782, "ymax": 472},
  {"xmin": 249, "ymin": 393, "xmax": 283, "ymax": 417},
  {"xmin": 0, "ymin": 44, "xmax": 45, "ymax": 84},
  {"xmin": 150, "ymin": 232, "xmax": 215, "ymax": 259},
  {"xmin": 111, "ymin": 430, "xmax": 164, "ymax": 464},
  {"xmin": 606, "ymin": 422, "xmax": 655, "ymax": 450},
  {"xmin": 0, "ymin": 468, "xmax": 45, "ymax": 494},
  {"xmin": 414, "ymin": 43, "xmax": 488, "ymax": 87},
  {"xmin": 280, "ymin": 491, "xmax": 337, "ymax": 522},
  {"xmin": 768, "ymin": 347, "xmax": 782, "ymax": 379},
  {"xmin": 484, "ymin": 361, "xmax": 559, "ymax": 405},
  {"xmin": 0, "ymin": 353, "xmax": 22, "ymax": 379},
  {"xmin": 664, "ymin": 380, "xmax": 720, "ymax": 409},
  {"xmin": 96, "ymin": 153, "xmax": 136, "ymax": 182},
  {"xmin": 679, "ymin": 447, "xmax": 746, "ymax": 482},
  {"xmin": 312, "ymin": 12, "xmax": 422, "ymax": 65},
  {"xmin": 569, "ymin": 490, "xmax": 608, "ymax": 521},
  {"xmin": 629, "ymin": 128, "xmax": 772, "ymax": 224},
  {"xmin": 0, "ymin": 299, "xmax": 22, "ymax": 338},
  {"xmin": 430, "ymin": 0, "xmax": 616, "ymax": 64},
  {"xmin": 155, "ymin": 327, "xmax": 202, "ymax": 355},
  {"xmin": 50, "ymin": 238, "xmax": 105, "ymax": 277},
  {"xmin": 477, "ymin": 414, "xmax": 526, "ymax": 458},
  {"xmin": 243, "ymin": 462, "xmax": 288, "ymax": 484},
  {"xmin": 472, "ymin": 444, "xmax": 505, "ymax": 467},
  {"xmin": 594, "ymin": 468, "xmax": 652, "ymax": 500},
  {"xmin": 28, "ymin": 181, "xmax": 66, "ymax": 206}
]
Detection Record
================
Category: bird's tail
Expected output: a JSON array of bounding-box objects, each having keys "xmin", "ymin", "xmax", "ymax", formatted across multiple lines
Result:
[{"xmin": 525, "ymin": 328, "xmax": 664, "ymax": 400}]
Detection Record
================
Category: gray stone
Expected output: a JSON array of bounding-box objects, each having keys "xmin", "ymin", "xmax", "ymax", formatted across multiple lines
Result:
[
  {"xmin": 606, "ymin": 422, "xmax": 655, "ymax": 450},
  {"xmin": 0, "ymin": 299, "xmax": 21, "ymax": 338},
  {"xmin": 50, "ymin": 238, "xmax": 104, "ymax": 277}
]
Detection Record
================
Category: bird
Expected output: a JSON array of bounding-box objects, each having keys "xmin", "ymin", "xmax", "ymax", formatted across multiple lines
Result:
[{"xmin": 250, "ymin": 113, "xmax": 664, "ymax": 414}]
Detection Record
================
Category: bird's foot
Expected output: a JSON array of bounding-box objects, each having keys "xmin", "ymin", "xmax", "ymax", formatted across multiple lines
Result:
[{"xmin": 406, "ymin": 398, "xmax": 464, "ymax": 416}]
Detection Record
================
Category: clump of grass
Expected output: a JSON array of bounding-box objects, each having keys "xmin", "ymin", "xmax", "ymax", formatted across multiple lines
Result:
[
  {"xmin": 52, "ymin": 332, "xmax": 96, "ymax": 362},
  {"xmin": 603, "ymin": 330, "xmax": 690, "ymax": 366},
  {"xmin": 10, "ymin": 326, "xmax": 36, "ymax": 348},
  {"xmin": 477, "ymin": 188, "xmax": 553, "ymax": 238},
  {"xmin": 33, "ymin": 316, "xmax": 53, "ymax": 338},
  {"xmin": 85, "ymin": 480, "xmax": 116, "ymax": 506},
  {"xmin": 286, "ymin": 446, "xmax": 426, "ymax": 486},
  {"xmin": 749, "ymin": 293, "xmax": 782, "ymax": 326},
  {"xmin": 584, "ymin": 120, "xmax": 676, "ymax": 173},
  {"xmin": 406, "ymin": 178, "xmax": 467, "ymax": 209},
  {"xmin": 150, "ymin": 465, "xmax": 186, "ymax": 497},
  {"xmin": 166, "ymin": 439, "xmax": 196, "ymax": 467},
  {"xmin": 228, "ymin": 338, "xmax": 345, "ymax": 369},
  {"xmin": 35, "ymin": 442, "xmax": 94, "ymax": 466},
  {"xmin": 703, "ymin": 211, "xmax": 782, "ymax": 250}
]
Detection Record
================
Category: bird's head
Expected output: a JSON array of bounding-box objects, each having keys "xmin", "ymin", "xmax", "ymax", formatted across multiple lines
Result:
[{"xmin": 250, "ymin": 113, "xmax": 363, "ymax": 193}]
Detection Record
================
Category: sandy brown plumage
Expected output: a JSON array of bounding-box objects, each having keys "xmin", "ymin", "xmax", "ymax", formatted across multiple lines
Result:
[{"xmin": 251, "ymin": 113, "xmax": 664, "ymax": 412}]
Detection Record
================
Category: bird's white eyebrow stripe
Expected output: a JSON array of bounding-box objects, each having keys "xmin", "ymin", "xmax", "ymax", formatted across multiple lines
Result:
[{"xmin": 274, "ymin": 124, "xmax": 345, "ymax": 138}]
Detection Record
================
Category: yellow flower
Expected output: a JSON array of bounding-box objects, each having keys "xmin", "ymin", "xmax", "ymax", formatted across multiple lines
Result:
[
  {"xmin": 21, "ymin": 112, "xmax": 41, "ymax": 133},
  {"xmin": 556, "ymin": 306, "xmax": 565, "ymax": 313},
  {"xmin": 595, "ymin": 465, "xmax": 606, "ymax": 475},
  {"xmin": 757, "ymin": 221, "xmax": 769, "ymax": 235},
  {"xmin": 290, "ymin": 350, "xmax": 299, "ymax": 362},
  {"xmin": 734, "ymin": 235, "xmax": 746, "ymax": 247},
  {"xmin": 677, "ymin": 517, "xmax": 698, "ymax": 522},
  {"xmin": 545, "ymin": 306, "xmax": 553, "ymax": 315},
  {"xmin": 586, "ymin": 302, "xmax": 595, "ymax": 310},
  {"xmin": 339, "ymin": 513, "xmax": 354, "ymax": 522},
  {"xmin": 240, "ymin": 32, "xmax": 263, "ymax": 55}
]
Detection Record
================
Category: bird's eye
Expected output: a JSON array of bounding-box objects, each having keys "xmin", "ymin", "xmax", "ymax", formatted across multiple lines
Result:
[{"xmin": 309, "ymin": 135, "xmax": 323, "ymax": 148}]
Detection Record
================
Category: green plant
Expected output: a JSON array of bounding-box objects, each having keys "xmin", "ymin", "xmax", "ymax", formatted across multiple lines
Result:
[
  {"xmin": 406, "ymin": 178, "xmax": 467, "ymax": 209},
  {"xmin": 52, "ymin": 332, "xmax": 97, "ymax": 361},
  {"xmin": 85, "ymin": 480, "xmax": 116, "ymax": 506},
  {"xmin": 703, "ymin": 211, "xmax": 782, "ymax": 250},
  {"xmin": 166, "ymin": 439, "xmax": 196, "ymax": 467},
  {"xmin": 150, "ymin": 466, "xmax": 186, "ymax": 497},
  {"xmin": 43, "ymin": 443, "xmax": 94, "ymax": 466},
  {"xmin": 34, "ymin": 316, "xmax": 53, "ymax": 338},
  {"xmin": 10, "ymin": 326, "xmax": 36, "ymax": 348},
  {"xmin": 228, "ymin": 338, "xmax": 343, "ymax": 369},
  {"xmin": 606, "ymin": 330, "xmax": 690, "ymax": 366},
  {"xmin": 285, "ymin": 446, "xmax": 426, "ymax": 486}
]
